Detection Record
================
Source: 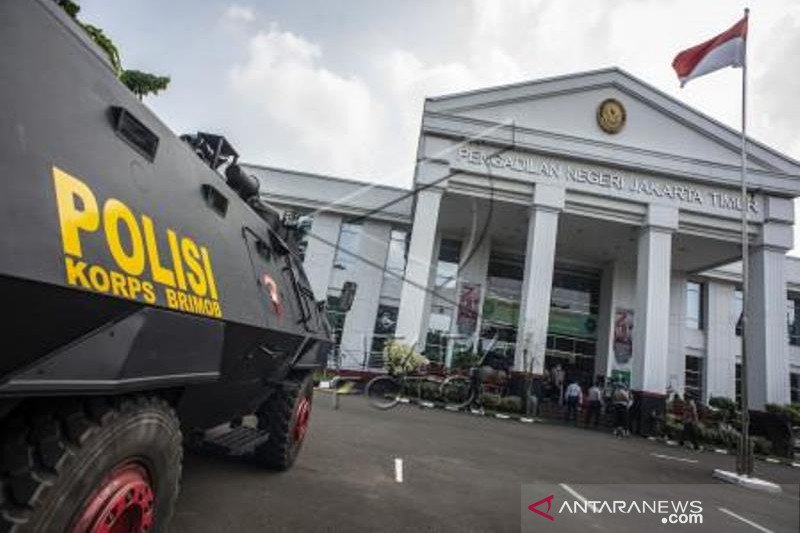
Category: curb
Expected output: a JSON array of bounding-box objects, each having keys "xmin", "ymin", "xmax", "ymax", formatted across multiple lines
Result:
[
  {"xmin": 712, "ymin": 469, "xmax": 782, "ymax": 494},
  {"xmin": 322, "ymin": 387, "xmax": 798, "ymax": 468}
]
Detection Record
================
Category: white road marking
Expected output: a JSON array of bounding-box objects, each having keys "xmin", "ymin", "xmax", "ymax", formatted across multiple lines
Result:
[
  {"xmin": 718, "ymin": 507, "xmax": 774, "ymax": 533},
  {"xmin": 519, "ymin": 417, "xmax": 534, "ymax": 423},
  {"xmin": 394, "ymin": 458, "xmax": 403, "ymax": 483},
  {"xmin": 559, "ymin": 483, "xmax": 596, "ymax": 512},
  {"xmin": 764, "ymin": 457, "xmax": 779, "ymax": 464},
  {"xmin": 495, "ymin": 413, "xmax": 510, "ymax": 419},
  {"xmin": 651, "ymin": 453, "xmax": 699, "ymax": 464}
]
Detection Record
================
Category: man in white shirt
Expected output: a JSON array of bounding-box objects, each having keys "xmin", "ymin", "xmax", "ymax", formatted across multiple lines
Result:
[
  {"xmin": 584, "ymin": 380, "xmax": 604, "ymax": 427},
  {"xmin": 564, "ymin": 379, "xmax": 582, "ymax": 424}
]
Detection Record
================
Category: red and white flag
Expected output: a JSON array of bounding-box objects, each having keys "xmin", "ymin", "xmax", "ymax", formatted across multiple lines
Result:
[{"xmin": 672, "ymin": 16, "xmax": 748, "ymax": 86}]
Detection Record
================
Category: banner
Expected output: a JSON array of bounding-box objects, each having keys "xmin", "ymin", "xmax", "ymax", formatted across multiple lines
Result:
[
  {"xmin": 613, "ymin": 308, "xmax": 634, "ymax": 366},
  {"xmin": 456, "ymin": 282, "xmax": 481, "ymax": 336}
]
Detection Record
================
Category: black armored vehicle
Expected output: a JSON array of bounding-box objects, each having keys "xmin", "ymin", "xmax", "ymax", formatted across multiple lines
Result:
[{"xmin": 0, "ymin": 1, "xmax": 335, "ymax": 530}]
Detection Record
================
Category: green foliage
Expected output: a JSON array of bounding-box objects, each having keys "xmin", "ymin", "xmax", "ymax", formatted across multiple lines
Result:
[
  {"xmin": 482, "ymin": 393, "xmax": 501, "ymax": 411},
  {"xmin": 383, "ymin": 340, "xmax": 428, "ymax": 375},
  {"xmin": 751, "ymin": 436, "xmax": 772, "ymax": 456},
  {"xmin": 451, "ymin": 349, "xmax": 481, "ymax": 369},
  {"xmin": 418, "ymin": 381, "xmax": 440, "ymax": 401},
  {"xmin": 498, "ymin": 396, "xmax": 523, "ymax": 414},
  {"xmin": 697, "ymin": 423, "xmax": 740, "ymax": 449},
  {"xmin": 120, "ymin": 70, "xmax": 171, "ymax": 99},
  {"xmin": 708, "ymin": 396, "xmax": 738, "ymax": 423},
  {"xmin": 82, "ymin": 23, "xmax": 122, "ymax": 75},
  {"xmin": 765, "ymin": 403, "xmax": 800, "ymax": 425},
  {"xmin": 58, "ymin": 1, "xmax": 169, "ymax": 98},
  {"xmin": 59, "ymin": 0, "xmax": 81, "ymax": 18}
]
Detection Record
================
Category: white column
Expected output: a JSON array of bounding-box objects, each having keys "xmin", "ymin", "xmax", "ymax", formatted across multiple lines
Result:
[
  {"xmin": 746, "ymin": 229, "xmax": 791, "ymax": 408},
  {"xmin": 705, "ymin": 281, "xmax": 736, "ymax": 400},
  {"xmin": 746, "ymin": 207, "xmax": 793, "ymax": 408},
  {"xmin": 632, "ymin": 205, "xmax": 678, "ymax": 394},
  {"xmin": 667, "ymin": 271, "xmax": 687, "ymax": 397},
  {"xmin": 303, "ymin": 212, "xmax": 342, "ymax": 301},
  {"xmin": 595, "ymin": 261, "xmax": 615, "ymax": 379},
  {"xmin": 514, "ymin": 184, "xmax": 564, "ymax": 373},
  {"xmin": 395, "ymin": 188, "xmax": 443, "ymax": 350},
  {"xmin": 339, "ymin": 221, "xmax": 392, "ymax": 368}
]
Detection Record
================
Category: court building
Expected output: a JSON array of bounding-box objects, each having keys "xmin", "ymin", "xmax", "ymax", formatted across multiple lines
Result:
[{"xmin": 246, "ymin": 68, "xmax": 800, "ymax": 412}]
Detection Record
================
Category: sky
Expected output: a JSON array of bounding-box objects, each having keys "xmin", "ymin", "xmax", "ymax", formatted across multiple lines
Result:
[{"xmin": 78, "ymin": 0, "xmax": 800, "ymax": 248}]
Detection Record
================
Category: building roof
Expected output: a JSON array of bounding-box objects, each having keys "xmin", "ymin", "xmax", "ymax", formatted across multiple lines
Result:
[
  {"xmin": 242, "ymin": 163, "xmax": 413, "ymax": 224},
  {"xmin": 421, "ymin": 67, "xmax": 800, "ymax": 196}
]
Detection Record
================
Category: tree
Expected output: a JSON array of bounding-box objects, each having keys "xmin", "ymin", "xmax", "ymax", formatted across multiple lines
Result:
[
  {"xmin": 58, "ymin": 1, "xmax": 169, "ymax": 99},
  {"xmin": 120, "ymin": 70, "xmax": 171, "ymax": 100}
]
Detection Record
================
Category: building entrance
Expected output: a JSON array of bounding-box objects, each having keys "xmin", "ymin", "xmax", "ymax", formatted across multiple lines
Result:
[{"xmin": 544, "ymin": 266, "xmax": 601, "ymax": 391}]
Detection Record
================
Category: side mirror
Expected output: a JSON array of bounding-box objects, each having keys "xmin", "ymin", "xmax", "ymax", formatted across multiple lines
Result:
[{"xmin": 339, "ymin": 281, "xmax": 357, "ymax": 313}]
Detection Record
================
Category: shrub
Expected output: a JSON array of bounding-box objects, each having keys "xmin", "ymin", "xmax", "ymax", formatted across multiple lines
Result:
[
  {"xmin": 708, "ymin": 396, "xmax": 738, "ymax": 423},
  {"xmin": 751, "ymin": 436, "xmax": 772, "ymax": 456},
  {"xmin": 482, "ymin": 393, "xmax": 501, "ymax": 410},
  {"xmin": 418, "ymin": 381, "xmax": 440, "ymax": 401},
  {"xmin": 383, "ymin": 340, "xmax": 428, "ymax": 374},
  {"xmin": 498, "ymin": 396, "xmax": 523, "ymax": 414},
  {"xmin": 664, "ymin": 414, "xmax": 683, "ymax": 440},
  {"xmin": 765, "ymin": 403, "xmax": 800, "ymax": 425}
]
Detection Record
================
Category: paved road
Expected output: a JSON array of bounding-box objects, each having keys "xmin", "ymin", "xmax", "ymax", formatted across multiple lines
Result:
[{"xmin": 173, "ymin": 395, "xmax": 799, "ymax": 532}]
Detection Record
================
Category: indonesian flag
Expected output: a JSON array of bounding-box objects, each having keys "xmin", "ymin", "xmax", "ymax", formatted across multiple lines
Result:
[{"xmin": 672, "ymin": 16, "xmax": 748, "ymax": 86}]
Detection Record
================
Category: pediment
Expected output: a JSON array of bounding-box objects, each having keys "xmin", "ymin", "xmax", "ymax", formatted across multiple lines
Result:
[{"xmin": 425, "ymin": 68, "xmax": 800, "ymax": 176}]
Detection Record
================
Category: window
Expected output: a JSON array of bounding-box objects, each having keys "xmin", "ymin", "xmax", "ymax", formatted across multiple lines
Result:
[
  {"xmin": 787, "ymin": 295, "xmax": 800, "ymax": 346},
  {"xmin": 435, "ymin": 239, "xmax": 461, "ymax": 289},
  {"xmin": 325, "ymin": 291, "xmax": 348, "ymax": 360},
  {"xmin": 478, "ymin": 250, "xmax": 524, "ymax": 371},
  {"xmin": 791, "ymin": 373, "xmax": 800, "ymax": 404},
  {"xmin": 684, "ymin": 355, "xmax": 704, "ymax": 403},
  {"xmin": 686, "ymin": 282, "xmax": 704, "ymax": 330},
  {"xmin": 329, "ymin": 222, "xmax": 362, "ymax": 291},
  {"xmin": 734, "ymin": 289, "xmax": 743, "ymax": 336},
  {"xmin": 369, "ymin": 229, "xmax": 409, "ymax": 365},
  {"xmin": 424, "ymin": 239, "xmax": 461, "ymax": 360},
  {"xmin": 384, "ymin": 230, "xmax": 408, "ymax": 281},
  {"xmin": 332, "ymin": 222, "xmax": 361, "ymax": 272}
]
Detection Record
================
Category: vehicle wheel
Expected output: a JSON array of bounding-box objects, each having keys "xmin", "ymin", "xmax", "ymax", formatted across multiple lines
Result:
[
  {"xmin": 440, "ymin": 376, "xmax": 474, "ymax": 409},
  {"xmin": 365, "ymin": 375, "xmax": 402, "ymax": 410},
  {"xmin": 0, "ymin": 395, "xmax": 182, "ymax": 533},
  {"xmin": 254, "ymin": 373, "xmax": 314, "ymax": 471}
]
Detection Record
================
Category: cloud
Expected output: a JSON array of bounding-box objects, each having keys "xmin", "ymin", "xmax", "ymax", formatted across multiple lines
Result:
[
  {"xmin": 228, "ymin": 23, "xmax": 383, "ymax": 180},
  {"xmin": 219, "ymin": 0, "xmax": 800, "ymax": 193},
  {"xmin": 225, "ymin": 4, "xmax": 255, "ymax": 23}
]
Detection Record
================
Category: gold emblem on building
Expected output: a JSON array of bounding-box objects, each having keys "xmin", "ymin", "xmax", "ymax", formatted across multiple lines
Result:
[{"xmin": 597, "ymin": 98, "xmax": 626, "ymax": 134}]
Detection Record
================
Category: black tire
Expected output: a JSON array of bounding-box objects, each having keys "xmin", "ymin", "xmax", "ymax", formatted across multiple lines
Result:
[
  {"xmin": 0, "ymin": 395, "xmax": 182, "ymax": 533},
  {"xmin": 440, "ymin": 376, "xmax": 475, "ymax": 409},
  {"xmin": 254, "ymin": 373, "xmax": 314, "ymax": 471},
  {"xmin": 365, "ymin": 375, "xmax": 402, "ymax": 410}
]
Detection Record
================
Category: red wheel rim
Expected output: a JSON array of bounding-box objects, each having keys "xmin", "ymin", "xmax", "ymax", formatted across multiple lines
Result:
[
  {"xmin": 72, "ymin": 462, "xmax": 155, "ymax": 533},
  {"xmin": 293, "ymin": 396, "xmax": 311, "ymax": 443}
]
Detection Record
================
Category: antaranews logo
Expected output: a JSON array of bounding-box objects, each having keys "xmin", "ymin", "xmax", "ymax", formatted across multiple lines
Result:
[{"xmin": 526, "ymin": 493, "xmax": 703, "ymax": 526}]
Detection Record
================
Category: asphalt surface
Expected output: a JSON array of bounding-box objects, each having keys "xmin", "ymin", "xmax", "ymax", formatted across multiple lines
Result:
[{"xmin": 172, "ymin": 395, "xmax": 800, "ymax": 532}]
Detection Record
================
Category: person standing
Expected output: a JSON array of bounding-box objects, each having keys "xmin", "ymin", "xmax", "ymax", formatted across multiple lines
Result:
[
  {"xmin": 564, "ymin": 378, "xmax": 582, "ymax": 424},
  {"xmin": 612, "ymin": 384, "xmax": 631, "ymax": 437},
  {"xmin": 585, "ymin": 380, "xmax": 604, "ymax": 427}
]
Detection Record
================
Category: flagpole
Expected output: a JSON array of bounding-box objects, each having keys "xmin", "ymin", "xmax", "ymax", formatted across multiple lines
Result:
[{"xmin": 737, "ymin": 6, "xmax": 753, "ymax": 478}]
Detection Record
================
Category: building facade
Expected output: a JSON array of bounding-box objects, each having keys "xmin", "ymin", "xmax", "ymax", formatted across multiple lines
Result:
[{"xmin": 246, "ymin": 68, "xmax": 800, "ymax": 410}]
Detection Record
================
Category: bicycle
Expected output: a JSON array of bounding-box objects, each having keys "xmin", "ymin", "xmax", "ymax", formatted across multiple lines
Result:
[
  {"xmin": 437, "ymin": 337, "xmax": 502, "ymax": 410},
  {"xmin": 365, "ymin": 370, "xmax": 446, "ymax": 410}
]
